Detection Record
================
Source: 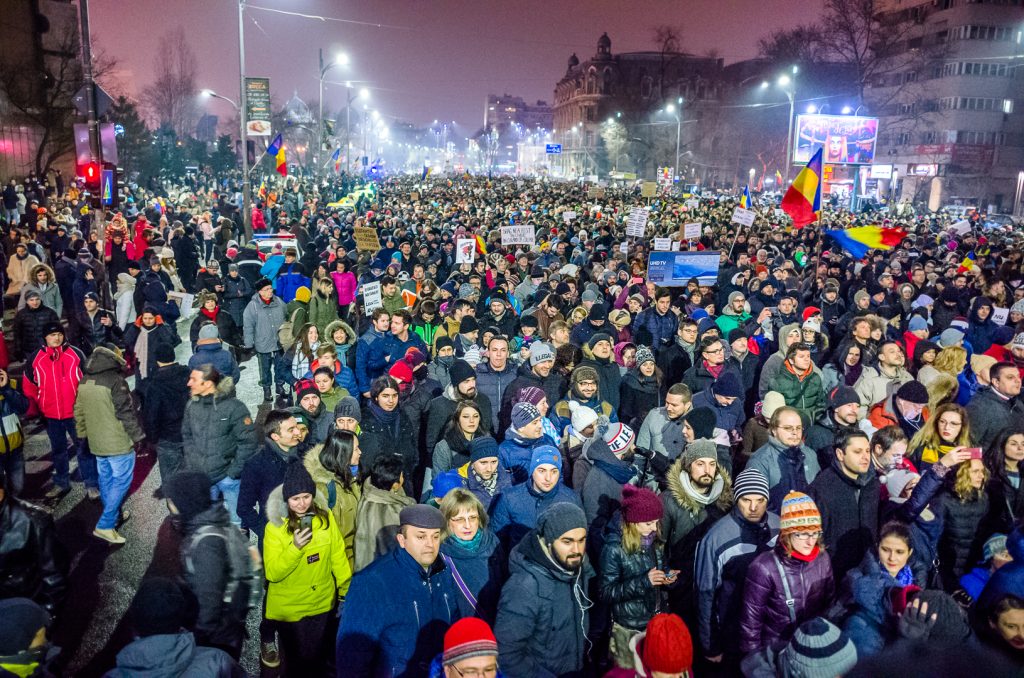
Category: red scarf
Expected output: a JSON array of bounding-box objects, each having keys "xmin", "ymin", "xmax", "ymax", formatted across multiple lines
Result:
[
  {"xmin": 790, "ymin": 545, "xmax": 820, "ymax": 562},
  {"xmin": 201, "ymin": 306, "xmax": 219, "ymax": 321},
  {"xmin": 703, "ymin": 360, "xmax": 724, "ymax": 379}
]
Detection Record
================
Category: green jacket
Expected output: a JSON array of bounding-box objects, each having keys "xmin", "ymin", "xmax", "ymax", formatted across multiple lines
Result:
[
  {"xmin": 715, "ymin": 309, "xmax": 751, "ymax": 337},
  {"xmin": 769, "ymin": 361, "xmax": 826, "ymax": 423},
  {"xmin": 74, "ymin": 347, "xmax": 144, "ymax": 456}
]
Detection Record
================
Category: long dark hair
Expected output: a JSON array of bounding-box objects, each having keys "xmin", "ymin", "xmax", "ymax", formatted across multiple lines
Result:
[
  {"xmin": 286, "ymin": 499, "xmax": 330, "ymax": 535},
  {"xmin": 319, "ymin": 429, "xmax": 359, "ymax": 491}
]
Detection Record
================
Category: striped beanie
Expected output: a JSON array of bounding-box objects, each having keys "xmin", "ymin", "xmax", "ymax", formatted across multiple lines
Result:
[
  {"xmin": 732, "ymin": 468, "xmax": 769, "ymax": 500},
  {"xmin": 603, "ymin": 422, "xmax": 635, "ymax": 456},
  {"xmin": 779, "ymin": 491, "xmax": 822, "ymax": 537},
  {"xmin": 778, "ymin": 618, "xmax": 857, "ymax": 678},
  {"xmin": 442, "ymin": 617, "xmax": 498, "ymax": 666}
]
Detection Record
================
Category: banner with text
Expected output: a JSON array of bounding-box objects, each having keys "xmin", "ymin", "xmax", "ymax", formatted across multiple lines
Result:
[
  {"xmin": 501, "ymin": 225, "xmax": 536, "ymax": 247},
  {"xmin": 646, "ymin": 251, "xmax": 721, "ymax": 286}
]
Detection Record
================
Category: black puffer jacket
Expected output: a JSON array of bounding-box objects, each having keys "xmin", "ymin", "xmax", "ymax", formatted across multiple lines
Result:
[
  {"xmin": 359, "ymin": 404, "xmax": 418, "ymax": 488},
  {"xmin": 0, "ymin": 495, "xmax": 68, "ymax": 614},
  {"xmin": 618, "ymin": 370, "xmax": 661, "ymax": 429},
  {"xmin": 808, "ymin": 462, "xmax": 880, "ymax": 582},
  {"xmin": 599, "ymin": 527, "xmax": 666, "ymax": 631},
  {"xmin": 937, "ymin": 489, "xmax": 991, "ymax": 589},
  {"xmin": 181, "ymin": 376, "xmax": 257, "ymax": 484},
  {"xmin": 11, "ymin": 303, "xmax": 60, "ymax": 361}
]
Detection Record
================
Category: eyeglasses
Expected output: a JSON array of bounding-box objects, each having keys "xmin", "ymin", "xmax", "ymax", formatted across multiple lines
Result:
[
  {"xmin": 790, "ymin": 531, "xmax": 822, "ymax": 541},
  {"xmin": 704, "ymin": 346, "xmax": 725, "ymax": 354},
  {"xmin": 451, "ymin": 664, "xmax": 499, "ymax": 678},
  {"xmin": 776, "ymin": 424, "xmax": 804, "ymax": 433}
]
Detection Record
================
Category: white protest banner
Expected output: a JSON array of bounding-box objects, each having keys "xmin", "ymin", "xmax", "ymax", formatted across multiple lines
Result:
[
  {"xmin": 500, "ymin": 225, "xmax": 535, "ymax": 247},
  {"xmin": 455, "ymin": 239, "xmax": 476, "ymax": 264},
  {"xmin": 654, "ymin": 237, "xmax": 671, "ymax": 251},
  {"xmin": 949, "ymin": 220, "xmax": 971, "ymax": 236},
  {"xmin": 362, "ymin": 281, "xmax": 382, "ymax": 315},
  {"xmin": 993, "ymin": 306, "xmax": 1009, "ymax": 326},
  {"xmin": 671, "ymin": 240, "xmax": 681, "ymax": 251},
  {"xmin": 619, "ymin": 242, "xmax": 628, "ymax": 254},
  {"xmin": 562, "ymin": 211, "xmax": 577, "ymax": 223},
  {"xmin": 685, "ymin": 198, "xmax": 699, "ymax": 209},
  {"xmin": 683, "ymin": 222, "xmax": 702, "ymax": 240},
  {"xmin": 774, "ymin": 208, "xmax": 787, "ymax": 219},
  {"xmin": 731, "ymin": 207, "xmax": 756, "ymax": 227},
  {"xmin": 626, "ymin": 206, "xmax": 649, "ymax": 238}
]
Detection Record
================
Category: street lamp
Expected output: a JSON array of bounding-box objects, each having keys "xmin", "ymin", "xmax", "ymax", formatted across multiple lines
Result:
[
  {"xmin": 664, "ymin": 102, "xmax": 682, "ymax": 178},
  {"xmin": 201, "ymin": 89, "xmax": 239, "ymax": 110},
  {"xmin": 760, "ymin": 69, "xmax": 797, "ymax": 184},
  {"xmin": 237, "ymin": 0, "xmax": 251, "ymax": 239},
  {"xmin": 318, "ymin": 49, "xmax": 349, "ymax": 167}
]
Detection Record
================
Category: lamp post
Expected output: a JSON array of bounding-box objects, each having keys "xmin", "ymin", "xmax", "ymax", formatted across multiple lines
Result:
[
  {"xmin": 761, "ymin": 67, "xmax": 797, "ymax": 184},
  {"xmin": 665, "ymin": 98, "xmax": 682, "ymax": 178},
  {"xmin": 237, "ymin": 0, "xmax": 252, "ymax": 240},
  {"xmin": 340, "ymin": 85, "xmax": 369, "ymax": 172},
  {"xmin": 317, "ymin": 49, "xmax": 348, "ymax": 169}
]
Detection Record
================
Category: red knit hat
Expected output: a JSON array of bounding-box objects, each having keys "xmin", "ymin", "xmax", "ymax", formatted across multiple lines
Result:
[
  {"xmin": 388, "ymin": 359, "xmax": 414, "ymax": 384},
  {"xmin": 620, "ymin": 485, "xmax": 663, "ymax": 524},
  {"xmin": 442, "ymin": 617, "xmax": 498, "ymax": 666},
  {"xmin": 802, "ymin": 306, "xmax": 822, "ymax": 322},
  {"xmin": 642, "ymin": 613, "xmax": 693, "ymax": 673}
]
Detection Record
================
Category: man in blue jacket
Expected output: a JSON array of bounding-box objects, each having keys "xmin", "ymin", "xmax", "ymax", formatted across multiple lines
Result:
[
  {"xmin": 370, "ymin": 309, "xmax": 428, "ymax": 371},
  {"xmin": 355, "ymin": 308, "xmax": 391, "ymax": 397},
  {"xmin": 337, "ymin": 504, "xmax": 461, "ymax": 677},
  {"xmin": 490, "ymin": 446, "xmax": 581, "ymax": 551}
]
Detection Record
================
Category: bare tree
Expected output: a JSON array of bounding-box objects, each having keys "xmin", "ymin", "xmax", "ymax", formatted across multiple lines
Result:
[
  {"xmin": 141, "ymin": 27, "xmax": 199, "ymax": 137},
  {"xmin": 757, "ymin": 25, "xmax": 827, "ymax": 64},
  {"xmin": 651, "ymin": 25, "xmax": 684, "ymax": 100}
]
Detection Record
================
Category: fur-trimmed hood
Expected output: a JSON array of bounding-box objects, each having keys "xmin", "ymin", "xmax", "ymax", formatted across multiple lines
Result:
[
  {"xmin": 665, "ymin": 456, "xmax": 733, "ymax": 515},
  {"xmin": 324, "ymin": 319, "xmax": 357, "ymax": 347},
  {"xmin": 189, "ymin": 375, "xmax": 235, "ymax": 402},
  {"xmin": 28, "ymin": 262, "xmax": 55, "ymax": 284},
  {"xmin": 265, "ymin": 482, "xmax": 330, "ymax": 527}
]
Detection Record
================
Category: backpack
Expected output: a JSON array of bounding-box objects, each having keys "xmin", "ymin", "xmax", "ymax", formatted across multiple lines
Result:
[
  {"xmin": 185, "ymin": 524, "xmax": 263, "ymax": 613},
  {"xmin": 277, "ymin": 307, "xmax": 303, "ymax": 351}
]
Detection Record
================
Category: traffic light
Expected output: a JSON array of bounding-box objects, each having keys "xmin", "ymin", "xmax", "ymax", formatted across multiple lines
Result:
[{"xmin": 78, "ymin": 161, "xmax": 101, "ymax": 193}]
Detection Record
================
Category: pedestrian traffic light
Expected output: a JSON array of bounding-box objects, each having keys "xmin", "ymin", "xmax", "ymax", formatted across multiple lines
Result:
[{"xmin": 78, "ymin": 161, "xmax": 101, "ymax": 192}]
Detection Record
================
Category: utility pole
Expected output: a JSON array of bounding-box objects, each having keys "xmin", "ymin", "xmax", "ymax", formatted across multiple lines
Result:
[
  {"xmin": 78, "ymin": 0, "xmax": 104, "ymax": 241},
  {"xmin": 237, "ymin": 0, "xmax": 252, "ymax": 240}
]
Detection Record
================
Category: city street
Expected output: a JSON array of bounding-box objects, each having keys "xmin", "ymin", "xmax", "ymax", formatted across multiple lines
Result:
[{"xmin": 22, "ymin": 312, "xmax": 269, "ymax": 677}]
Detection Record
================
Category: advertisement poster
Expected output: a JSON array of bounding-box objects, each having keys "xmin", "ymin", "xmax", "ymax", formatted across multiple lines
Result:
[
  {"xmin": 793, "ymin": 114, "xmax": 878, "ymax": 165},
  {"xmin": 244, "ymin": 77, "xmax": 272, "ymax": 137},
  {"xmin": 646, "ymin": 251, "xmax": 721, "ymax": 286}
]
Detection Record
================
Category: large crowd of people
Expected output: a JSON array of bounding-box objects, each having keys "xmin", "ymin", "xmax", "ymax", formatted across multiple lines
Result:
[{"xmin": 1, "ymin": 167, "xmax": 1024, "ymax": 677}]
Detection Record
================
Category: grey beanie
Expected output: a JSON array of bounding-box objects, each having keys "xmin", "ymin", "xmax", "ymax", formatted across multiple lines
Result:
[
  {"xmin": 538, "ymin": 502, "xmax": 587, "ymax": 543},
  {"xmin": 198, "ymin": 323, "xmax": 219, "ymax": 340},
  {"xmin": 778, "ymin": 617, "xmax": 857, "ymax": 678},
  {"xmin": 333, "ymin": 396, "xmax": 362, "ymax": 422},
  {"xmin": 682, "ymin": 438, "xmax": 719, "ymax": 469}
]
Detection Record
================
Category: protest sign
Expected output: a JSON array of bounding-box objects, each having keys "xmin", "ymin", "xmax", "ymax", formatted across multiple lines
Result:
[
  {"xmin": 646, "ymin": 251, "xmax": 721, "ymax": 286},
  {"xmin": 626, "ymin": 207, "xmax": 649, "ymax": 238},
  {"xmin": 671, "ymin": 240, "xmax": 681, "ymax": 251},
  {"xmin": 353, "ymin": 226, "xmax": 381, "ymax": 252},
  {"xmin": 949, "ymin": 220, "xmax": 971, "ymax": 236},
  {"xmin": 562, "ymin": 211, "xmax": 577, "ymax": 223},
  {"xmin": 993, "ymin": 306, "xmax": 1009, "ymax": 325},
  {"xmin": 619, "ymin": 242, "xmax": 628, "ymax": 254},
  {"xmin": 685, "ymin": 198, "xmax": 698, "ymax": 209},
  {"xmin": 410, "ymin": 191, "xmax": 420, "ymax": 202},
  {"xmin": 731, "ymin": 207, "xmax": 756, "ymax": 227},
  {"xmin": 501, "ymin": 225, "xmax": 535, "ymax": 247},
  {"xmin": 653, "ymin": 237, "xmax": 671, "ymax": 251},
  {"xmin": 456, "ymin": 238, "xmax": 476, "ymax": 264},
  {"xmin": 362, "ymin": 281, "xmax": 382, "ymax": 315},
  {"xmin": 641, "ymin": 181, "xmax": 657, "ymax": 198},
  {"xmin": 683, "ymin": 222, "xmax": 702, "ymax": 240}
]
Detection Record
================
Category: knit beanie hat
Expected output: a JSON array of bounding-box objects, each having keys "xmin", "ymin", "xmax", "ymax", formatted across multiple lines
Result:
[
  {"xmin": 913, "ymin": 590, "xmax": 970, "ymax": 644},
  {"xmin": 294, "ymin": 286, "xmax": 311, "ymax": 304},
  {"xmin": 538, "ymin": 502, "xmax": 587, "ymax": 542},
  {"xmin": 641, "ymin": 613, "xmax": 693, "ymax": 674},
  {"xmin": 568, "ymin": 402, "xmax": 599, "ymax": 432},
  {"xmin": 458, "ymin": 316, "xmax": 479, "ymax": 334},
  {"xmin": 682, "ymin": 438, "xmax": 719, "ymax": 469},
  {"xmin": 529, "ymin": 445, "xmax": 562, "ymax": 476},
  {"xmin": 198, "ymin": 322, "xmax": 220, "ymax": 340},
  {"xmin": 762, "ymin": 391, "xmax": 786, "ymax": 420},
  {"xmin": 908, "ymin": 315, "xmax": 928, "ymax": 332},
  {"xmin": 128, "ymin": 577, "xmax": 194, "ymax": 638},
  {"xmin": 588, "ymin": 332, "xmax": 613, "ymax": 350},
  {"xmin": 828, "ymin": 384, "xmax": 859, "ymax": 410},
  {"xmin": 778, "ymin": 618, "xmax": 857, "ymax": 678},
  {"xmin": 635, "ymin": 345, "xmax": 656, "ymax": 367},
  {"xmin": 712, "ymin": 371, "xmax": 742, "ymax": 398},
  {"xmin": 294, "ymin": 378, "xmax": 319, "ymax": 403},
  {"xmin": 436, "ymin": 336, "xmax": 456, "ymax": 354},
  {"xmin": 895, "ymin": 380, "xmax": 929, "ymax": 405},
  {"xmin": 883, "ymin": 468, "xmax": 919, "ymax": 501},
  {"xmin": 779, "ymin": 491, "xmax": 822, "ymax": 537},
  {"xmin": 449, "ymin": 359, "xmax": 475, "ymax": 387},
  {"xmin": 0, "ymin": 598, "xmax": 50, "ymax": 654},
  {"xmin": 684, "ymin": 407, "xmax": 717, "ymax": 440},
  {"xmin": 333, "ymin": 396, "xmax": 362, "ymax": 422},
  {"xmin": 603, "ymin": 422, "xmax": 635, "ymax": 455},
  {"xmin": 404, "ymin": 347, "xmax": 428, "ymax": 373},
  {"xmin": 529, "ymin": 341, "xmax": 556, "ymax": 366},
  {"xmin": 571, "ymin": 365, "xmax": 600, "ymax": 387},
  {"xmin": 518, "ymin": 386, "xmax": 546, "ymax": 406},
  {"xmin": 512, "ymin": 402, "xmax": 542, "ymax": 431},
  {"xmin": 733, "ymin": 468, "xmax": 770, "ymax": 500},
  {"xmin": 153, "ymin": 343, "xmax": 177, "ymax": 364},
  {"xmin": 282, "ymin": 462, "xmax": 316, "ymax": 500},
  {"xmin": 432, "ymin": 470, "xmax": 464, "ymax": 501},
  {"xmin": 621, "ymin": 485, "xmax": 663, "ymax": 523},
  {"xmin": 442, "ymin": 617, "xmax": 499, "ymax": 666},
  {"xmin": 470, "ymin": 435, "xmax": 499, "ymax": 462},
  {"xmin": 388, "ymin": 359, "xmax": 414, "ymax": 384},
  {"xmin": 165, "ymin": 470, "xmax": 213, "ymax": 521}
]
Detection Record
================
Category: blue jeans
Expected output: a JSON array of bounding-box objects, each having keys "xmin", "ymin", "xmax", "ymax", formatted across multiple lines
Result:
[
  {"xmin": 212, "ymin": 476, "xmax": 241, "ymax": 526},
  {"xmin": 47, "ymin": 418, "xmax": 98, "ymax": 490},
  {"xmin": 0, "ymin": 448, "xmax": 25, "ymax": 496},
  {"xmin": 96, "ymin": 451, "xmax": 135, "ymax": 530},
  {"xmin": 257, "ymin": 351, "xmax": 284, "ymax": 389}
]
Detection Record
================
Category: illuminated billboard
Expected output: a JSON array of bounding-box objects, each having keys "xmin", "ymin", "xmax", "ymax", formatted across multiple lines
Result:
[{"xmin": 794, "ymin": 114, "xmax": 879, "ymax": 165}]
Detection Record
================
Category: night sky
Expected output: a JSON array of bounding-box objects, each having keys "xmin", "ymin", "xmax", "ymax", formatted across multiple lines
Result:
[{"xmin": 91, "ymin": 0, "xmax": 821, "ymax": 132}]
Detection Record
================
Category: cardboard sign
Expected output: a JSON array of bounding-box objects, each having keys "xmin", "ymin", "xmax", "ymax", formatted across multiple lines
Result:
[
  {"xmin": 641, "ymin": 181, "xmax": 657, "ymax": 198},
  {"xmin": 626, "ymin": 207, "xmax": 649, "ymax": 238},
  {"xmin": 353, "ymin": 226, "xmax": 381, "ymax": 252},
  {"xmin": 501, "ymin": 225, "xmax": 535, "ymax": 247},
  {"xmin": 654, "ymin": 237, "xmax": 672, "ymax": 251},
  {"xmin": 410, "ymin": 191, "xmax": 420, "ymax": 202},
  {"xmin": 362, "ymin": 281, "xmax": 382, "ymax": 315},
  {"xmin": 562, "ymin": 210, "xmax": 577, "ymax": 223},
  {"xmin": 993, "ymin": 306, "xmax": 1009, "ymax": 325},
  {"xmin": 456, "ymin": 238, "xmax": 476, "ymax": 264},
  {"xmin": 685, "ymin": 198, "xmax": 699, "ymax": 209},
  {"xmin": 683, "ymin": 222, "xmax": 702, "ymax": 240},
  {"xmin": 731, "ymin": 207, "xmax": 756, "ymax": 227}
]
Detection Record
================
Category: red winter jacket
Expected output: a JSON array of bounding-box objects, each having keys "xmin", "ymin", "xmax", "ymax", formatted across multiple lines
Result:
[{"xmin": 23, "ymin": 344, "xmax": 84, "ymax": 420}]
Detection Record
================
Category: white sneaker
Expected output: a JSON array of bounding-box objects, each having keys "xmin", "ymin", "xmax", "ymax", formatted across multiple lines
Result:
[{"xmin": 93, "ymin": 528, "xmax": 126, "ymax": 544}]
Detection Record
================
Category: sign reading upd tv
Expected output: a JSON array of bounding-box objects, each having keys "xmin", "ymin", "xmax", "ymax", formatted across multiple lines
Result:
[
  {"xmin": 646, "ymin": 251, "xmax": 721, "ymax": 286},
  {"xmin": 793, "ymin": 114, "xmax": 878, "ymax": 165}
]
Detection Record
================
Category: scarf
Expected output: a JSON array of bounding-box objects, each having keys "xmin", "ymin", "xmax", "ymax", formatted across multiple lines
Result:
[
  {"xmin": 703, "ymin": 360, "xmax": 724, "ymax": 379},
  {"xmin": 771, "ymin": 444, "xmax": 809, "ymax": 509},
  {"xmin": 784, "ymin": 359, "xmax": 813, "ymax": 381},
  {"xmin": 790, "ymin": 545, "xmax": 820, "ymax": 563},
  {"xmin": 640, "ymin": 532, "xmax": 657, "ymax": 549},
  {"xmin": 201, "ymin": 306, "xmax": 219, "ymax": 322},
  {"xmin": 451, "ymin": 530, "xmax": 484, "ymax": 551},
  {"xmin": 894, "ymin": 563, "xmax": 915, "ymax": 586},
  {"xmin": 367, "ymin": 400, "xmax": 399, "ymax": 435},
  {"xmin": 473, "ymin": 468, "xmax": 499, "ymax": 496},
  {"xmin": 679, "ymin": 471, "xmax": 725, "ymax": 508},
  {"xmin": 843, "ymin": 362, "xmax": 863, "ymax": 386},
  {"xmin": 135, "ymin": 325, "xmax": 155, "ymax": 379},
  {"xmin": 594, "ymin": 456, "xmax": 636, "ymax": 484}
]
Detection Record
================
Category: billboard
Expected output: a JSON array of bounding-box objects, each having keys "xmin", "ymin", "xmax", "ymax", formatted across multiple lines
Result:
[
  {"xmin": 244, "ymin": 77, "xmax": 272, "ymax": 136},
  {"xmin": 793, "ymin": 114, "xmax": 878, "ymax": 165},
  {"xmin": 646, "ymin": 251, "xmax": 721, "ymax": 286}
]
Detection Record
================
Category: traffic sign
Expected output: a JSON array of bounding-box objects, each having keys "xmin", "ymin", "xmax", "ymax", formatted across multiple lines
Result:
[
  {"xmin": 100, "ymin": 169, "xmax": 114, "ymax": 206},
  {"xmin": 545, "ymin": 144, "xmax": 562, "ymax": 155},
  {"xmin": 72, "ymin": 83, "xmax": 114, "ymax": 118}
]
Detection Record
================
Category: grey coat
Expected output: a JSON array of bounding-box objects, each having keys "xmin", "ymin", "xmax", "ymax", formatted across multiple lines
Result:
[
  {"xmin": 242, "ymin": 292, "xmax": 286, "ymax": 353},
  {"xmin": 636, "ymin": 406, "xmax": 685, "ymax": 460},
  {"xmin": 181, "ymin": 377, "xmax": 258, "ymax": 484}
]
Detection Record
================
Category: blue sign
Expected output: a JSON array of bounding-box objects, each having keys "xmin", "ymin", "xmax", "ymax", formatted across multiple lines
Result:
[
  {"xmin": 100, "ymin": 169, "xmax": 114, "ymax": 206},
  {"xmin": 545, "ymin": 143, "xmax": 562, "ymax": 155},
  {"xmin": 646, "ymin": 251, "xmax": 721, "ymax": 286}
]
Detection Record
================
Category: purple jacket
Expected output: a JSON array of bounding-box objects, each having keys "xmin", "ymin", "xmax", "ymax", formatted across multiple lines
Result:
[{"xmin": 739, "ymin": 544, "xmax": 835, "ymax": 654}]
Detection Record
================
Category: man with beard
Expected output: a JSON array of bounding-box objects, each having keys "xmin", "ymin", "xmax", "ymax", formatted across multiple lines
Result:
[
  {"xmin": 501, "ymin": 342, "xmax": 564, "ymax": 433},
  {"xmin": 657, "ymin": 318, "xmax": 698, "ymax": 391},
  {"xmin": 806, "ymin": 385, "xmax": 863, "ymax": 469},
  {"xmin": 495, "ymin": 502, "xmax": 592, "ymax": 678},
  {"xmin": 663, "ymin": 439, "xmax": 733, "ymax": 619},
  {"xmin": 637, "ymin": 383, "xmax": 693, "ymax": 463},
  {"xmin": 425, "ymin": 359, "xmax": 493, "ymax": 453},
  {"xmin": 855, "ymin": 341, "xmax": 913, "ymax": 417}
]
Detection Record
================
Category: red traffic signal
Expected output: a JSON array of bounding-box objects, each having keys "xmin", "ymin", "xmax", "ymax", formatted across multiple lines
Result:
[{"xmin": 78, "ymin": 161, "xmax": 101, "ymax": 191}]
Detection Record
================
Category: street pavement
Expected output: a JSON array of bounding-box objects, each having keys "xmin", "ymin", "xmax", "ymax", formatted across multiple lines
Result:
[{"xmin": 20, "ymin": 311, "xmax": 274, "ymax": 676}]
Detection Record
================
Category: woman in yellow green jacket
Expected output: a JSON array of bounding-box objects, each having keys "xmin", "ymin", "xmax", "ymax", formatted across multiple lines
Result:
[
  {"xmin": 264, "ymin": 463, "xmax": 351, "ymax": 674},
  {"xmin": 302, "ymin": 430, "xmax": 362, "ymax": 597}
]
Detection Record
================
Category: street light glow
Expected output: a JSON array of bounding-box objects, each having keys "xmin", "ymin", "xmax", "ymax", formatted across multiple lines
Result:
[
  {"xmin": 778, "ymin": 75, "xmax": 791, "ymax": 87},
  {"xmin": 806, "ymin": 104, "xmax": 817, "ymax": 113},
  {"xmin": 842, "ymin": 105, "xmax": 852, "ymax": 114},
  {"xmin": 335, "ymin": 53, "xmax": 349, "ymax": 66},
  {"xmin": 359, "ymin": 88, "xmax": 370, "ymax": 99},
  {"xmin": 760, "ymin": 81, "xmax": 769, "ymax": 89},
  {"xmin": 666, "ymin": 104, "xmax": 676, "ymax": 114},
  {"xmin": 200, "ymin": 89, "xmax": 214, "ymax": 97}
]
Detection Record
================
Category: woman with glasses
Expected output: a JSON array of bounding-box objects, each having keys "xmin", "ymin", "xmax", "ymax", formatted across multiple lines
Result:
[
  {"xmin": 739, "ymin": 491, "xmax": 833, "ymax": 656},
  {"xmin": 907, "ymin": 403, "xmax": 972, "ymax": 472},
  {"xmin": 438, "ymin": 488, "xmax": 507, "ymax": 624}
]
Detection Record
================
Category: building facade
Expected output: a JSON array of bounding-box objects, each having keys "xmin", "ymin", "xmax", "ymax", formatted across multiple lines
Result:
[{"xmin": 869, "ymin": 0, "xmax": 1024, "ymax": 212}]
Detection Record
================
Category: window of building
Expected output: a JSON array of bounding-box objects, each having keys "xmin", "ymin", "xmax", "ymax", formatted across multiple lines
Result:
[
  {"xmin": 1004, "ymin": 98, "xmax": 1014, "ymax": 113},
  {"xmin": 640, "ymin": 76, "xmax": 653, "ymax": 99}
]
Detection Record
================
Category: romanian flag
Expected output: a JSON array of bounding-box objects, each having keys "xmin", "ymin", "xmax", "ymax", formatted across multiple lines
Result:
[
  {"xmin": 267, "ymin": 134, "xmax": 287, "ymax": 176},
  {"xmin": 257, "ymin": 181, "xmax": 267, "ymax": 201},
  {"xmin": 740, "ymin": 185, "xmax": 752, "ymax": 210},
  {"xmin": 475, "ymin": 234, "xmax": 487, "ymax": 256},
  {"xmin": 824, "ymin": 225, "xmax": 907, "ymax": 259},
  {"xmin": 957, "ymin": 251, "xmax": 976, "ymax": 273},
  {"xmin": 775, "ymin": 169, "xmax": 783, "ymax": 186},
  {"xmin": 267, "ymin": 133, "xmax": 282, "ymax": 158},
  {"xmin": 331, "ymin": 148, "xmax": 341, "ymax": 173},
  {"xmin": 781, "ymin": 148, "xmax": 822, "ymax": 228},
  {"xmin": 422, "ymin": 166, "xmax": 432, "ymax": 180}
]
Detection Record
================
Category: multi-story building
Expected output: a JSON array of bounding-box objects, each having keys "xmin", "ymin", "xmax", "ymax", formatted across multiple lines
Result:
[
  {"xmin": 869, "ymin": 0, "xmax": 1024, "ymax": 212},
  {"xmin": 484, "ymin": 94, "xmax": 553, "ymax": 132}
]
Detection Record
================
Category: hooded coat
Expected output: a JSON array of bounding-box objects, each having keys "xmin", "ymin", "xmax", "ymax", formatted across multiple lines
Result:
[
  {"xmin": 662, "ymin": 457, "xmax": 732, "ymax": 579},
  {"xmin": 73, "ymin": 346, "xmax": 144, "ymax": 456},
  {"xmin": 580, "ymin": 437, "xmax": 636, "ymax": 555},
  {"xmin": 181, "ymin": 376, "xmax": 256, "ymax": 484},
  {"xmin": 102, "ymin": 632, "xmax": 242, "ymax": 678},
  {"xmin": 18, "ymin": 263, "xmax": 62, "ymax": 316}
]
